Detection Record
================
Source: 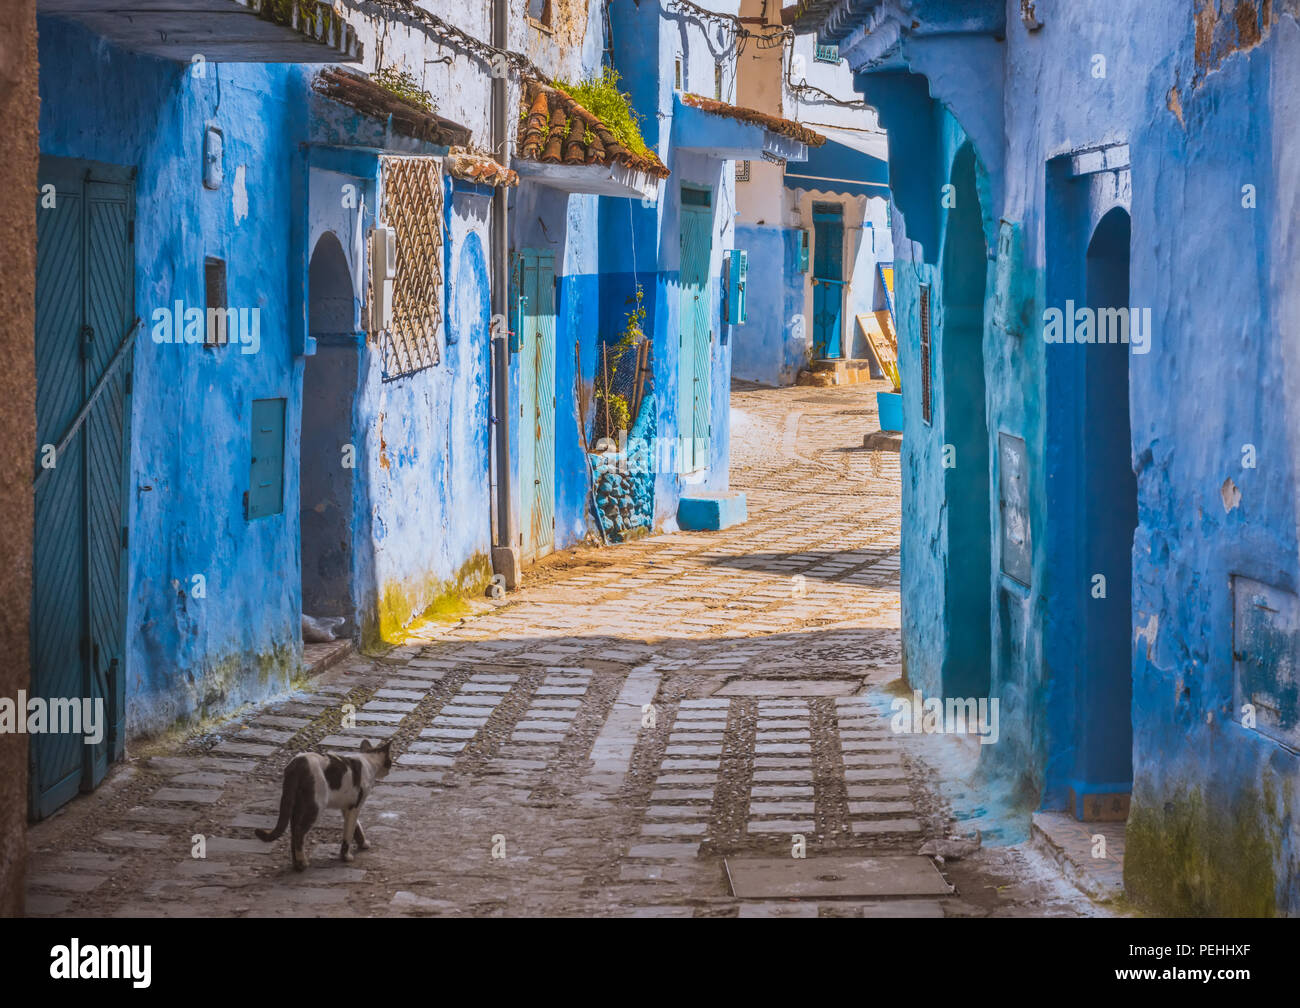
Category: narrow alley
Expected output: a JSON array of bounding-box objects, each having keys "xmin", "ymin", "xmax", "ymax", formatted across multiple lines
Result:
[
  {"xmin": 23, "ymin": 382, "xmax": 1088, "ymax": 918},
  {"xmin": 5, "ymin": 0, "xmax": 1296, "ymax": 962}
]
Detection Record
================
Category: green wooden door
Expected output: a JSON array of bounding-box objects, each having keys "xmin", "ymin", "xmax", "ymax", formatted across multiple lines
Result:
[
  {"xmin": 31, "ymin": 157, "xmax": 134, "ymax": 819},
  {"xmin": 679, "ymin": 188, "xmax": 713, "ymax": 474},
  {"xmin": 517, "ymin": 249, "xmax": 556, "ymax": 562}
]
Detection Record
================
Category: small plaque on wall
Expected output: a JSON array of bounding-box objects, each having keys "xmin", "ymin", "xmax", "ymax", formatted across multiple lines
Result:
[
  {"xmin": 1232, "ymin": 576, "xmax": 1300, "ymax": 749},
  {"xmin": 991, "ymin": 219, "xmax": 1027, "ymax": 340},
  {"xmin": 999, "ymin": 432, "xmax": 1031, "ymax": 586}
]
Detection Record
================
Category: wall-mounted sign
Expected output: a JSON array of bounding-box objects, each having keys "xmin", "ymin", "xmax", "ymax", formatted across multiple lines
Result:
[{"xmin": 999, "ymin": 432, "xmax": 1032, "ymax": 586}]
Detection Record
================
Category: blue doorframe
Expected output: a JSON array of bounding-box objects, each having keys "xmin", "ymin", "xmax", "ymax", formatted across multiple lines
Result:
[
  {"xmin": 939, "ymin": 147, "xmax": 991, "ymax": 700},
  {"xmin": 812, "ymin": 202, "xmax": 845, "ymax": 359},
  {"xmin": 1044, "ymin": 155, "xmax": 1138, "ymax": 819}
]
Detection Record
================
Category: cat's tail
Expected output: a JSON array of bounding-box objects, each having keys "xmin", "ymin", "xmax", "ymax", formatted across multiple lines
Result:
[{"xmin": 255, "ymin": 756, "xmax": 300, "ymax": 842}]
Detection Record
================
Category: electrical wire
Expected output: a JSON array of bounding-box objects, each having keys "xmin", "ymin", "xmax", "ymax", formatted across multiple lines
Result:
[
  {"xmin": 358, "ymin": 0, "xmax": 550, "ymax": 81},
  {"xmin": 354, "ymin": 0, "xmax": 871, "ymax": 115}
]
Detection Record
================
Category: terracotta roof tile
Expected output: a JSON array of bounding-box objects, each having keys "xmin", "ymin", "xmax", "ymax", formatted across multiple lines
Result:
[
  {"xmin": 446, "ymin": 147, "xmax": 519, "ymax": 188},
  {"xmin": 682, "ymin": 93, "xmax": 826, "ymax": 147},
  {"xmin": 518, "ymin": 81, "xmax": 670, "ymax": 179},
  {"xmin": 314, "ymin": 67, "xmax": 472, "ymax": 147}
]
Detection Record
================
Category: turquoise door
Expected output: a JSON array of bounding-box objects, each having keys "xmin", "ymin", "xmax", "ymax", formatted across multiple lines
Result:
[
  {"xmin": 679, "ymin": 187, "xmax": 713, "ymax": 473},
  {"xmin": 812, "ymin": 203, "xmax": 845, "ymax": 359},
  {"xmin": 517, "ymin": 249, "xmax": 556, "ymax": 562},
  {"xmin": 32, "ymin": 157, "xmax": 134, "ymax": 819}
]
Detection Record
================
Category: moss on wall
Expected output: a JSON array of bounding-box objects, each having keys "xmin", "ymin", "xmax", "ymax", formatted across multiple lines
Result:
[
  {"xmin": 1125, "ymin": 786, "xmax": 1279, "ymax": 916},
  {"xmin": 128, "ymin": 642, "xmax": 300, "ymax": 743},
  {"xmin": 362, "ymin": 551, "xmax": 492, "ymax": 650}
]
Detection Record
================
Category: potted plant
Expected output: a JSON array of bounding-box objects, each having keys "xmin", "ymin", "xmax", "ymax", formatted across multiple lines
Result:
[{"xmin": 876, "ymin": 361, "xmax": 903, "ymax": 433}]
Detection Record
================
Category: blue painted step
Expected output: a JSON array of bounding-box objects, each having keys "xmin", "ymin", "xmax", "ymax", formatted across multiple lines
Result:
[{"xmin": 678, "ymin": 491, "xmax": 748, "ymax": 531}]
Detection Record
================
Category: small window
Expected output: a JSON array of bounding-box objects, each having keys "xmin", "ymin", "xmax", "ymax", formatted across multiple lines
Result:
[
  {"xmin": 247, "ymin": 398, "xmax": 286, "ymax": 519},
  {"xmin": 674, "ymin": 55, "xmax": 683, "ymax": 91},
  {"xmin": 527, "ymin": 0, "xmax": 552, "ymax": 28},
  {"xmin": 797, "ymin": 229, "xmax": 810, "ymax": 273},
  {"xmin": 681, "ymin": 186, "xmax": 711, "ymax": 208},
  {"xmin": 919, "ymin": 285, "xmax": 932, "ymax": 425},
  {"xmin": 735, "ymin": 160, "xmax": 750, "ymax": 183},
  {"xmin": 204, "ymin": 257, "xmax": 227, "ymax": 348},
  {"xmin": 714, "ymin": 63, "xmax": 723, "ymax": 100},
  {"xmin": 814, "ymin": 44, "xmax": 840, "ymax": 64}
]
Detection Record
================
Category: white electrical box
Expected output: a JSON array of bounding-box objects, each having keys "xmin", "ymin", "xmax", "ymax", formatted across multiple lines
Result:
[{"xmin": 369, "ymin": 226, "xmax": 397, "ymax": 332}]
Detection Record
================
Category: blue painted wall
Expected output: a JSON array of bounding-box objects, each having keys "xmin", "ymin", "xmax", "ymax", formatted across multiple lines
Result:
[
  {"xmin": 732, "ymin": 224, "xmax": 805, "ymax": 386},
  {"xmin": 606, "ymin": 0, "xmax": 739, "ymax": 525},
  {"xmin": 38, "ymin": 17, "xmax": 496, "ymax": 738},
  {"xmin": 824, "ymin": 0, "xmax": 1300, "ymax": 913},
  {"xmin": 39, "ymin": 18, "xmax": 308, "ymax": 735}
]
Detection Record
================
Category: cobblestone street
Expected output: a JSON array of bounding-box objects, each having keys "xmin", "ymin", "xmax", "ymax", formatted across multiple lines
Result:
[{"xmin": 25, "ymin": 382, "xmax": 1095, "ymax": 918}]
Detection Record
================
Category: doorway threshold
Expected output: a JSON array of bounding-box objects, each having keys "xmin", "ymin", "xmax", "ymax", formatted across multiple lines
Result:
[
  {"xmin": 304, "ymin": 639, "xmax": 355, "ymax": 678},
  {"xmin": 1031, "ymin": 811, "xmax": 1125, "ymax": 904}
]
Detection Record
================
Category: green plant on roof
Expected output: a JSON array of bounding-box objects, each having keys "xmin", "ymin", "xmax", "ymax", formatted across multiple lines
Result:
[
  {"xmin": 553, "ymin": 68, "xmax": 650, "ymax": 158},
  {"xmin": 373, "ymin": 66, "xmax": 437, "ymax": 114}
]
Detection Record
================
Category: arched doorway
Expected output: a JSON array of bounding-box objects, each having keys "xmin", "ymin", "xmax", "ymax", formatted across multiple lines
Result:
[
  {"xmin": 301, "ymin": 231, "xmax": 359, "ymax": 637},
  {"xmin": 1075, "ymin": 206, "xmax": 1137, "ymax": 813},
  {"xmin": 940, "ymin": 143, "xmax": 992, "ymax": 699}
]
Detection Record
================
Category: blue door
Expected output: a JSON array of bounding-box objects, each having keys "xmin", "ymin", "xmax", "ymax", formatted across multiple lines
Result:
[
  {"xmin": 679, "ymin": 186, "xmax": 713, "ymax": 473},
  {"xmin": 517, "ymin": 249, "xmax": 556, "ymax": 562},
  {"xmin": 812, "ymin": 203, "xmax": 845, "ymax": 359},
  {"xmin": 32, "ymin": 157, "xmax": 134, "ymax": 819}
]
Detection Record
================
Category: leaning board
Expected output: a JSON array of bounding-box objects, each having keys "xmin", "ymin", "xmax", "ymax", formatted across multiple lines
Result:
[{"xmin": 858, "ymin": 313, "xmax": 897, "ymax": 374}]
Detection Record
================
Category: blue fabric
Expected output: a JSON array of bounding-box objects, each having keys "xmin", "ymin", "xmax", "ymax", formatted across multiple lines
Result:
[{"xmin": 784, "ymin": 138, "xmax": 889, "ymax": 198}]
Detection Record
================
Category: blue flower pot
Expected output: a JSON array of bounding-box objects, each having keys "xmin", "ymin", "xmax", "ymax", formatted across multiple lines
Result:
[{"xmin": 876, "ymin": 391, "xmax": 904, "ymax": 433}]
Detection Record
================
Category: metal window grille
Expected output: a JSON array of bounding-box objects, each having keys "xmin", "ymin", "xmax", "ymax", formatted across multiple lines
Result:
[
  {"xmin": 736, "ymin": 160, "xmax": 750, "ymax": 182},
  {"xmin": 814, "ymin": 44, "xmax": 840, "ymax": 64},
  {"xmin": 920, "ymin": 284, "xmax": 932, "ymax": 424},
  {"xmin": 379, "ymin": 155, "xmax": 443, "ymax": 380}
]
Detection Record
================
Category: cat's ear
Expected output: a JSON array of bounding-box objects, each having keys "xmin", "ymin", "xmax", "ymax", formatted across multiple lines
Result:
[{"xmin": 360, "ymin": 739, "xmax": 374, "ymax": 753}]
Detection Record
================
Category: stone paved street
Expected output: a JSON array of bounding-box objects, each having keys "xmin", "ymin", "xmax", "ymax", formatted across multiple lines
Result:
[{"xmin": 24, "ymin": 382, "xmax": 1096, "ymax": 917}]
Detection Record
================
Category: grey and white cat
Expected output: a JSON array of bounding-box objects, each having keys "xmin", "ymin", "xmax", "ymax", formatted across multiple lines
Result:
[{"xmin": 255, "ymin": 739, "xmax": 393, "ymax": 871}]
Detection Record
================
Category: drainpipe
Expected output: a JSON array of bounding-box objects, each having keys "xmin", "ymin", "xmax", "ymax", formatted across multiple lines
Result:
[{"xmin": 489, "ymin": 0, "xmax": 520, "ymax": 589}]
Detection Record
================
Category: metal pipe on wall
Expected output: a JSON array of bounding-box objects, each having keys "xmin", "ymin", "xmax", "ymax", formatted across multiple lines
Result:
[{"xmin": 489, "ymin": 0, "xmax": 518, "ymax": 588}]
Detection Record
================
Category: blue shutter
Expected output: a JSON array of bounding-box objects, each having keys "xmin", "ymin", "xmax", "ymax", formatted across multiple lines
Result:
[
  {"xmin": 679, "ymin": 191, "xmax": 713, "ymax": 472},
  {"xmin": 31, "ymin": 158, "xmax": 134, "ymax": 818},
  {"xmin": 83, "ymin": 178, "xmax": 134, "ymax": 775},
  {"xmin": 532, "ymin": 252, "xmax": 557, "ymax": 557},
  {"xmin": 248, "ymin": 398, "xmax": 286, "ymax": 519},
  {"xmin": 518, "ymin": 254, "xmax": 538, "ymax": 557},
  {"xmin": 517, "ymin": 249, "xmax": 556, "ymax": 561},
  {"xmin": 31, "ymin": 161, "xmax": 89, "ymax": 819}
]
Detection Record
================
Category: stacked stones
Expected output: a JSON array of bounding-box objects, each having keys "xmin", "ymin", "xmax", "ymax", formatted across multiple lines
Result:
[{"xmin": 590, "ymin": 391, "xmax": 655, "ymax": 541}]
